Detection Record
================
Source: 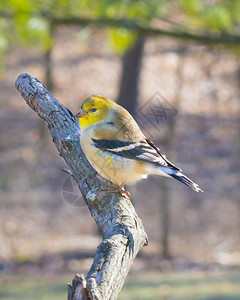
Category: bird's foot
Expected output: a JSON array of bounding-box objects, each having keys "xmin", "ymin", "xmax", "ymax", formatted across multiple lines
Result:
[
  {"xmin": 102, "ymin": 185, "xmax": 131, "ymax": 198},
  {"xmin": 121, "ymin": 189, "xmax": 131, "ymax": 199}
]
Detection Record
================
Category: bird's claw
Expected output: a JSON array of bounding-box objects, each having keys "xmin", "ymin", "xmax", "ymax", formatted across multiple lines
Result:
[{"xmin": 102, "ymin": 186, "xmax": 131, "ymax": 198}]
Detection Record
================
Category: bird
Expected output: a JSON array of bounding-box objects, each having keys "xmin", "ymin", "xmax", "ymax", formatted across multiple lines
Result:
[{"xmin": 75, "ymin": 95, "xmax": 203, "ymax": 196}]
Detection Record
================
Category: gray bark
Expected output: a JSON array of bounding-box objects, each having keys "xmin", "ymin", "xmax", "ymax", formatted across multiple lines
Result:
[{"xmin": 15, "ymin": 73, "xmax": 148, "ymax": 300}]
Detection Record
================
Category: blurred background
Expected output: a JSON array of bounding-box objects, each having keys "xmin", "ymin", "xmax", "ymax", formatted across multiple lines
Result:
[{"xmin": 0, "ymin": 0, "xmax": 240, "ymax": 299}]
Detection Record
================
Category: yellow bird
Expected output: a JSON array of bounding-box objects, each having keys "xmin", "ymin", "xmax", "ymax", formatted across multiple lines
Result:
[{"xmin": 75, "ymin": 95, "xmax": 203, "ymax": 196}]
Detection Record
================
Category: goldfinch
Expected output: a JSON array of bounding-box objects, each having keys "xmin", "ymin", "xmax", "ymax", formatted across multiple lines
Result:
[{"xmin": 75, "ymin": 95, "xmax": 203, "ymax": 195}]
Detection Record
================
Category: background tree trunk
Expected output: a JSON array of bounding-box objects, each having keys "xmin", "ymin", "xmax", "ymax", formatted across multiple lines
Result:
[
  {"xmin": 117, "ymin": 36, "xmax": 145, "ymax": 116},
  {"xmin": 160, "ymin": 49, "xmax": 186, "ymax": 259},
  {"xmin": 38, "ymin": 22, "xmax": 55, "ymax": 149}
]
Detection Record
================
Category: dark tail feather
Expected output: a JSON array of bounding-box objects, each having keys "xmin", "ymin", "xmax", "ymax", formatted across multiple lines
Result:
[{"xmin": 170, "ymin": 172, "xmax": 203, "ymax": 193}]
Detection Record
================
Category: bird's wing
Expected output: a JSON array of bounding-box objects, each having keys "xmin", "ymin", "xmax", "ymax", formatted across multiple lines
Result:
[
  {"xmin": 145, "ymin": 139, "xmax": 181, "ymax": 171},
  {"xmin": 92, "ymin": 137, "xmax": 181, "ymax": 171},
  {"xmin": 93, "ymin": 107, "xmax": 146, "ymax": 141}
]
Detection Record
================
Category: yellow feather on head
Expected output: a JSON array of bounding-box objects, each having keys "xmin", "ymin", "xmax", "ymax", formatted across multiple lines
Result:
[{"xmin": 78, "ymin": 95, "xmax": 113, "ymax": 129}]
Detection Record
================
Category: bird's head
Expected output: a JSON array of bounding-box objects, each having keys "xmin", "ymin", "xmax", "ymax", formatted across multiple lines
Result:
[{"xmin": 75, "ymin": 95, "xmax": 113, "ymax": 129}]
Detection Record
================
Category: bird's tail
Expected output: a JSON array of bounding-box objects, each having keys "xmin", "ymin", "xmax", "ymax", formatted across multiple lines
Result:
[
  {"xmin": 169, "ymin": 171, "xmax": 203, "ymax": 192},
  {"xmin": 147, "ymin": 165, "xmax": 203, "ymax": 192}
]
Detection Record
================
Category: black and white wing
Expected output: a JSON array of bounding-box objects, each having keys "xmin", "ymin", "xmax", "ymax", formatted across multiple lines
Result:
[
  {"xmin": 92, "ymin": 137, "xmax": 203, "ymax": 192},
  {"xmin": 92, "ymin": 138, "xmax": 180, "ymax": 171}
]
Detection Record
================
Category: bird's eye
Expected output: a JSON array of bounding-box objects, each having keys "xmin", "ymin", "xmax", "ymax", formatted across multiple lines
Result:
[{"xmin": 90, "ymin": 108, "xmax": 97, "ymax": 112}]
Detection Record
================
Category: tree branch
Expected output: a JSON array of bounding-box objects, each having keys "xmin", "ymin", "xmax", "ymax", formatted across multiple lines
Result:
[
  {"xmin": 2, "ymin": 10, "xmax": 240, "ymax": 45},
  {"xmin": 15, "ymin": 73, "xmax": 148, "ymax": 300},
  {"xmin": 48, "ymin": 16, "xmax": 240, "ymax": 45}
]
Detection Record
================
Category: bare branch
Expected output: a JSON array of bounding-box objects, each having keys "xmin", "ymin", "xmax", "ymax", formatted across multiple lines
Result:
[
  {"xmin": 2, "ymin": 10, "xmax": 240, "ymax": 44},
  {"xmin": 49, "ymin": 16, "xmax": 240, "ymax": 45},
  {"xmin": 15, "ymin": 73, "xmax": 148, "ymax": 300}
]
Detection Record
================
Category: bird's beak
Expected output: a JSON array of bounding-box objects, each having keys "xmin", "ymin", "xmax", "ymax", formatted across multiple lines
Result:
[{"xmin": 75, "ymin": 109, "xmax": 87, "ymax": 118}]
